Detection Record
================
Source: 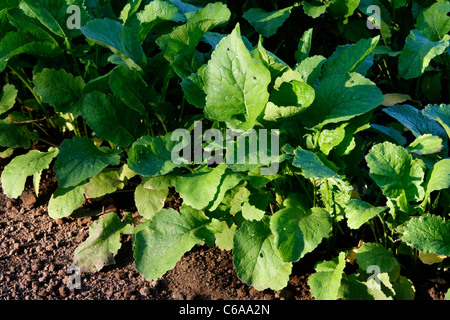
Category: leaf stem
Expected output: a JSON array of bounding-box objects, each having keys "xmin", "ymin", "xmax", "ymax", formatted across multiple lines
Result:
[{"xmin": 8, "ymin": 65, "xmax": 57, "ymax": 130}]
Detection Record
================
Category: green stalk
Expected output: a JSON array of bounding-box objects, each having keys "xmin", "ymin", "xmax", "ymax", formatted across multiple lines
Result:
[
  {"xmin": 324, "ymin": 179, "xmax": 331, "ymax": 214},
  {"xmin": 64, "ymin": 37, "xmax": 82, "ymax": 76},
  {"xmin": 8, "ymin": 66, "xmax": 57, "ymax": 130}
]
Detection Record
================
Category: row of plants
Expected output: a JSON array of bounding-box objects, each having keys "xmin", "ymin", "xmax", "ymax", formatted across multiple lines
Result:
[{"xmin": 0, "ymin": 0, "xmax": 449, "ymax": 299}]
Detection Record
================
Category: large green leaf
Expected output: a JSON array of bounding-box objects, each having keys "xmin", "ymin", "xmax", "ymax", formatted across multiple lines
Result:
[
  {"xmin": 301, "ymin": 72, "xmax": 384, "ymax": 128},
  {"xmin": 203, "ymin": 24, "xmax": 271, "ymax": 130},
  {"xmin": 416, "ymin": 2, "xmax": 450, "ymax": 42},
  {"xmin": 243, "ymin": 6, "xmax": 293, "ymax": 38},
  {"xmin": 233, "ymin": 217, "xmax": 292, "ymax": 290},
  {"xmin": 81, "ymin": 18, "xmax": 147, "ymax": 70},
  {"xmin": 33, "ymin": 68, "xmax": 85, "ymax": 116},
  {"xmin": 54, "ymin": 137, "xmax": 122, "ymax": 188},
  {"xmin": 136, "ymin": 0, "xmax": 184, "ymax": 41},
  {"xmin": 127, "ymin": 133, "xmax": 188, "ymax": 177},
  {"xmin": 365, "ymin": 142, "xmax": 425, "ymax": 203},
  {"xmin": 383, "ymin": 104, "xmax": 448, "ymax": 156},
  {"xmin": 19, "ymin": 0, "xmax": 66, "ymax": 38},
  {"xmin": 108, "ymin": 66, "xmax": 149, "ymax": 115},
  {"xmin": 134, "ymin": 183, "xmax": 169, "ymax": 219},
  {"xmin": 292, "ymin": 146, "xmax": 339, "ymax": 179},
  {"xmin": 175, "ymin": 164, "xmax": 227, "ymax": 210},
  {"xmin": 74, "ymin": 212, "xmax": 132, "ymax": 272},
  {"xmin": 345, "ymin": 199, "xmax": 388, "ymax": 229},
  {"xmin": 423, "ymin": 104, "xmax": 450, "ymax": 139},
  {"xmin": 156, "ymin": 2, "xmax": 230, "ymax": 77},
  {"xmin": 48, "ymin": 184, "xmax": 86, "ymax": 219},
  {"xmin": 401, "ymin": 214, "xmax": 450, "ymax": 256},
  {"xmin": 0, "ymin": 30, "xmax": 61, "ymax": 62},
  {"xmin": 321, "ymin": 36, "xmax": 379, "ymax": 79},
  {"xmin": 425, "ymin": 159, "xmax": 450, "ymax": 196},
  {"xmin": 384, "ymin": 104, "xmax": 448, "ymax": 141},
  {"xmin": 80, "ymin": 92, "xmax": 144, "ymax": 148},
  {"xmin": 398, "ymin": 30, "xmax": 450, "ymax": 79},
  {"xmin": 355, "ymin": 242, "xmax": 401, "ymax": 281},
  {"xmin": 0, "ymin": 118, "xmax": 32, "ymax": 149},
  {"xmin": 85, "ymin": 169, "xmax": 124, "ymax": 199},
  {"xmin": 270, "ymin": 206, "xmax": 331, "ymax": 262},
  {"xmin": 1, "ymin": 147, "xmax": 59, "ymax": 198},
  {"xmin": 134, "ymin": 206, "xmax": 216, "ymax": 280},
  {"xmin": 406, "ymin": 134, "xmax": 443, "ymax": 155},
  {"xmin": 308, "ymin": 252, "xmax": 346, "ymax": 300}
]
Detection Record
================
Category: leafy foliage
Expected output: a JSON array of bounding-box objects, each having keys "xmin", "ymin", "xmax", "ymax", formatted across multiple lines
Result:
[{"xmin": 0, "ymin": 0, "xmax": 449, "ymax": 300}]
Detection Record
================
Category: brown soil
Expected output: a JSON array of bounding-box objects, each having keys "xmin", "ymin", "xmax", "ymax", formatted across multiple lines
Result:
[{"xmin": 0, "ymin": 165, "xmax": 448, "ymax": 301}]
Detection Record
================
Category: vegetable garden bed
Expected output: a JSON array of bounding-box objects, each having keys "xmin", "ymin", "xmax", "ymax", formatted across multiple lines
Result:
[{"xmin": 1, "ymin": 0, "xmax": 450, "ymax": 301}]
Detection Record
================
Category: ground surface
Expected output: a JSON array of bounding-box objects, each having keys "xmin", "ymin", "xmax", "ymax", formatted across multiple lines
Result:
[{"xmin": 0, "ymin": 166, "xmax": 448, "ymax": 301}]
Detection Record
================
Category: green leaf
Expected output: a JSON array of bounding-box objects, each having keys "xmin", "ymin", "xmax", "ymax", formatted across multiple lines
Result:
[
  {"xmin": 74, "ymin": 212, "xmax": 131, "ymax": 272},
  {"xmin": 416, "ymin": 2, "xmax": 450, "ymax": 41},
  {"xmin": 384, "ymin": 104, "xmax": 448, "ymax": 141},
  {"xmin": 270, "ymin": 78, "xmax": 315, "ymax": 107},
  {"xmin": 207, "ymin": 169, "xmax": 245, "ymax": 211},
  {"xmin": 318, "ymin": 124, "xmax": 346, "ymax": 156},
  {"xmin": 85, "ymin": 169, "xmax": 124, "ymax": 199},
  {"xmin": 185, "ymin": 1, "xmax": 230, "ymax": 25},
  {"xmin": 214, "ymin": 221, "xmax": 236, "ymax": 251},
  {"xmin": 54, "ymin": 137, "xmax": 121, "ymax": 188},
  {"xmin": 271, "ymin": 206, "xmax": 330, "ymax": 262},
  {"xmin": 292, "ymin": 146, "xmax": 340, "ymax": 179},
  {"xmin": 406, "ymin": 134, "xmax": 443, "ymax": 155},
  {"xmin": 321, "ymin": 36, "xmax": 379, "ymax": 79},
  {"xmin": 0, "ymin": 118, "xmax": 32, "ymax": 149},
  {"xmin": 119, "ymin": 0, "xmax": 143, "ymax": 23},
  {"xmin": 175, "ymin": 164, "xmax": 227, "ymax": 210},
  {"xmin": 1, "ymin": 148, "xmax": 59, "ymax": 198},
  {"xmin": 365, "ymin": 142, "xmax": 425, "ymax": 202},
  {"xmin": 393, "ymin": 276, "xmax": 415, "ymax": 300},
  {"xmin": 0, "ymin": 30, "xmax": 61, "ymax": 62},
  {"xmin": 80, "ymin": 92, "xmax": 144, "ymax": 148},
  {"xmin": 295, "ymin": 28, "xmax": 313, "ymax": 63},
  {"xmin": 19, "ymin": 0, "xmax": 66, "ymax": 38},
  {"xmin": 423, "ymin": 104, "xmax": 450, "ymax": 139},
  {"xmin": 301, "ymin": 72, "xmax": 384, "ymax": 128},
  {"xmin": 48, "ymin": 184, "xmax": 86, "ymax": 219},
  {"xmin": 339, "ymin": 273, "xmax": 374, "ymax": 300},
  {"xmin": 308, "ymin": 252, "xmax": 346, "ymax": 300},
  {"xmin": 128, "ymin": 133, "xmax": 188, "ymax": 177},
  {"xmin": 345, "ymin": 199, "xmax": 387, "ymax": 229},
  {"xmin": 243, "ymin": 6, "xmax": 293, "ymax": 38},
  {"xmin": 425, "ymin": 159, "xmax": 450, "ymax": 196},
  {"xmin": 302, "ymin": 1, "xmax": 329, "ymax": 18},
  {"xmin": 81, "ymin": 18, "xmax": 147, "ymax": 71},
  {"xmin": 136, "ymin": 0, "xmax": 184, "ymax": 40},
  {"xmin": 294, "ymin": 55, "xmax": 326, "ymax": 86},
  {"xmin": 356, "ymin": 242, "xmax": 401, "ymax": 281},
  {"xmin": 401, "ymin": 214, "xmax": 450, "ymax": 256},
  {"xmin": 33, "ymin": 68, "xmax": 85, "ymax": 116},
  {"xmin": 0, "ymin": 84, "xmax": 18, "ymax": 115},
  {"xmin": 156, "ymin": 2, "xmax": 230, "ymax": 77},
  {"xmin": 203, "ymin": 24, "xmax": 271, "ymax": 130},
  {"xmin": 328, "ymin": 0, "xmax": 360, "ymax": 18},
  {"xmin": 233, "ymin": 217, "xmax": 292, "ymax": 291},
  {"xmin": 108, "ymin": 66, "xmax": 149, "ymax": 115},
  {"xmin": 181, "ymin": 72, "xmax": 206, "ymax": 109},
  {"xmin": 134, "ymin": 206, "xmax": 215, "ymax": 280},
  {"xmin": 398, "ymin": 30, "xmax": 450, "ymax": 79},
  {"xmin": 134, "ymin": 183, "xmax": 169, "ymax": 220}
]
